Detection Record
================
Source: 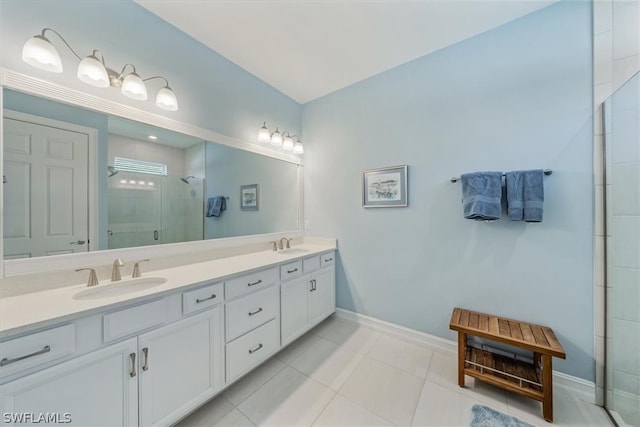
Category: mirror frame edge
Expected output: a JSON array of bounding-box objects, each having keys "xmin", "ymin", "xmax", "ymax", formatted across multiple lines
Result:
[{"xmin": 0, "ymin": 68, "xmax": 305, "ymax": 278}]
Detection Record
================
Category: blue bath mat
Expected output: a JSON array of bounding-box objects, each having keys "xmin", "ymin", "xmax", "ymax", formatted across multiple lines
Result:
[{"xmin": 470, "ymin": 404, "xmax": 535, "ymax": 427}]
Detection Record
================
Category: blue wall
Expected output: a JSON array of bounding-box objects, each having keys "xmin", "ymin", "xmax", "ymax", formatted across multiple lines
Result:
[{"xmin": 302, "ymin": 2, "xmax": 594, "ymax": 380}]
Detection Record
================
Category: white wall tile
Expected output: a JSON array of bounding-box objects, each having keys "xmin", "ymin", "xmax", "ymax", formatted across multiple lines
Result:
[
  {"xmin": 596, "ymin": 82, "xmax": 615, "ymax": 106},
  {"xmin": 596, "ymin": 236, "xmax": 606, "ymax": 287},
  {"xmin": 613, "ymin": 55, "xmax": 640, "ymax": 91},
  {"xmin": 613, "ymin": 267, "xmax": 640, "ymax": 322},
  {"xmin": 612, "ymin": 216, "xmax": 640, "ymax": 268},
  {"xmin": 596, "ymin": 336, "xmax": 606, "ymax": 386},
  {"xmin": 612, "ymin": 319, "xmax": 640, "ymax": 375},
  {"xmin": 612, "ymin": 162, "xmax": 640, "ymax": 214},
  {"xmin": 613, "ymin": 370, "xmax": 640, "ymax": 395},
  {"xmin": 595, "ymin": 285, "xmax": 605, "ymax": 337},
  {"xmin": 596, "ymin": 186, "xmax": 605, "ymax": 236},
  {"xmin": 613, "ymin": 1, "xmax": 640, "ymax": 60},
  {"xmin": 612, "ymin": 111, "xmax": 640, "ymax": 162},
  {"xmin": 596, "ymin": 31, "xmax": 615, "ymax": 85},
  {"xmin": 606, "ymin": 185, "xmax": 614, "ymax": 236},
  {"xmin": 595, "ymin": 0, "xmax": 614, "ymax": 34}
]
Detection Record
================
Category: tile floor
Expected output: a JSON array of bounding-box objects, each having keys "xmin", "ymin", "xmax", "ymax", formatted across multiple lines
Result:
[{"xmin": 176, "ymin": 315, "xmax": 613, "ymax": 427}]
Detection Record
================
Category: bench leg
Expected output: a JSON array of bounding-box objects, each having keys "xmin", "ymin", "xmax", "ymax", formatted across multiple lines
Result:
[
  {"xmin": 458, "ymin": 332, "xmax": 466, "ymax": 387},
  {"xmin": 541, "ymin": 354, "xmax": 553, "ymax": 422}
]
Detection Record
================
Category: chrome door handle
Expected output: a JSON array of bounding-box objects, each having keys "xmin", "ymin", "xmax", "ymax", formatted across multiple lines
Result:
[
  {"xmin": 248, "ymin": 307, "xmax": 263, "ymax": 316},
  {"xmin": 1, "ymin": 345, "xmax": 51, "ymax": 367},
  {"xmin": 69, "ymin": 240, "xmax": 86, "ymax": 245},
  {"xmin": 154, "ymin": 230, "xmax": 159, "ymax": 240},
  {"xmin": 248, "ymin": 279, "xmax": 262, "ymax": 287},
  {"xmin": 287, "ymin": 268, "xmax": 298, "ymax": 274},
  {"xmin": 142, "ymin": 347, "xmax": 149, "ymax": 371},
  {"xmin": 324, "ymin": 257, "xmax": 333, "ymax": 262},
  {"xmin": 196, "ymin": 294, "xmax": 217, "ymax": 303},
  {"xmin": 129, "ymin": 353, "xmax": 136, "ymax": 377},
  {"xmin": 249, "ymin": 344, "xmax": 263, "ymax": 354}
]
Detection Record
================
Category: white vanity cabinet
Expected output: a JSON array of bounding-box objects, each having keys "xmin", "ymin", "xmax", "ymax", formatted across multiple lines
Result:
[
  {"xmin": 281, "ymin": 252, "xmax": 335, "ymax": 346},
  {"xmin": 0, "ymin": 245, "xmax": 336, "ymax": 427},
  {"xmin": 138, "ymin": 306, "xmax": 223, "ymax": 426},
  {"xmin": 0, "ymin": 338, "xmax": 139, "ymax": 426}
]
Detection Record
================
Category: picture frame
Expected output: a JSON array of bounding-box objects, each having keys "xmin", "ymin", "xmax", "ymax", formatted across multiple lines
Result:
[
  {"xmin": 240, "ymin": 184, "xmax": 259, "ymax": 211},
  {"xmin": 362, "ymin": 165, "xmax": 408, "ymax": 208}
]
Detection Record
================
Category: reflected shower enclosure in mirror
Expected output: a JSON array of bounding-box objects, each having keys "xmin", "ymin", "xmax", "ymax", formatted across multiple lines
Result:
[{"xmin": 2, "ymin": 88, "xmax": 301, "ymax": 260}]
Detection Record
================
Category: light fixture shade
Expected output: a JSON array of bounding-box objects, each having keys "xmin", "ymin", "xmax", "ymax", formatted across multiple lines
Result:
[
  {"xmin": 258, "ymin": 123, "xmax": 270, "ymax": 143},
  {"xmin": 22, "ymin": 35, "xmax": 62, "ymax": 73},
  {"xmin": 156, "ymin": 86, "xmax": 178, "ymax": 111},
  {"xmin": 121, "ymin": 72, "xmax": 148, "ymax": 100},
  {"xmin": 282, "ymin": 134, "xmax": 294, "ymax": 151},
  {"xmin": 77, "ymin": 55, "xmax": 109, "ymax": 88},
  {"xmin": 271, "ymin": 128, "xmax": 282, "ymax": 146},
  {"xmin": 293, "ymin": 140, "xmax": 304, "ymax": 155}
]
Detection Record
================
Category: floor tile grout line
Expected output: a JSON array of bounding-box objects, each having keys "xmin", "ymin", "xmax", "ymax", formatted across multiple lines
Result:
[
  {"xmin": 308, "ymin": 390, "xmax": 340, "ymax": 427},
  {"xmin": 223, "ymin": 359, "xmax": 288, "ymax": 408}
]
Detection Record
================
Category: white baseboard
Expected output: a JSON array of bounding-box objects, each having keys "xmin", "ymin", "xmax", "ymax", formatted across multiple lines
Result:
[{"xmin": 334, "ymin": 308, "xmax": 596, "ymax": 405}]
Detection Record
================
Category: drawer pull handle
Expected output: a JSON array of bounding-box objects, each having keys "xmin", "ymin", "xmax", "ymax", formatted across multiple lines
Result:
[
  {"xmin": 196, "ymin": 294, "xmax": 217, "ymax": 303},
  {"xmin": 324, "ymin": 258, "xmax": 333, "ymax": 262},
  {"xmin": 287, "ymin": 268, "xmax": 299, "ymax": 274},
  {"xmin": 248, "ymin": 307, "xmax": 263, "ymax": 316},
  {"xmin": 310, "ymin": 279, "xmax": 317, "ymax": 292},
  {"xmin": 129, "ymin": 352, "xmax": 136, "ymax": 377},
  {"xmin": 142, "ymin": 347, "xmax": 149, "ymax": 371},
  {"xmin": 248, "ymin": 279, "xmax": 262, "ymax": 287},
  {"xmin": 0, "ymin": 345, "xmax": 51, "ymax": 367},
  {"xmin": 249, "ymin": 344, "xmax": 263, "ymax": 354}
]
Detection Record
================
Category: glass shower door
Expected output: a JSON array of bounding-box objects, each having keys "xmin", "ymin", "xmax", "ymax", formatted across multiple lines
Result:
[{"xmin": 604, "ymin": 71, "xmax": 640, "ymax": 427}]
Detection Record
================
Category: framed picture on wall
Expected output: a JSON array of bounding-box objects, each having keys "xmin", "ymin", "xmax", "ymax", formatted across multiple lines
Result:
[
  {"xmin": 240, "ymin": 184, "xmax": 259, "ymax": 211},
  {"xmin": 362, "ymin": 165, "xmax": 408, "ymax": 208}
]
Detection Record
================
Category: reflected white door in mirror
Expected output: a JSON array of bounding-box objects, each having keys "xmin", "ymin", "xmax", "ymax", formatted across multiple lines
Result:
[{"xmin": 2, "ymin": 110, "xmax": 99, "ymax": 259}]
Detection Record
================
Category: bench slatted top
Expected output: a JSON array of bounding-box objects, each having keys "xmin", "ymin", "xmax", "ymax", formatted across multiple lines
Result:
[{"xmin": 449, "ymin": 307, "xmax": 566, "ymax": 359}]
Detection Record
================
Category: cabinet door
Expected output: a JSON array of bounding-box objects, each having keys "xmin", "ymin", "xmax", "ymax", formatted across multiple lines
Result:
[
  {"xmin": 280, "ymin": 276, "xmax": 311, "ymax": 346},
  {"xmin": 310, "ymin": 267, "xmax": 335, "ymax": 325},
  {"xmin": 138, "ymin": 306, "xmax": 223, "ymax": 427},
  {"xmin": 0, "ymin": 338, "xmax": 137, "ymax": 426}
]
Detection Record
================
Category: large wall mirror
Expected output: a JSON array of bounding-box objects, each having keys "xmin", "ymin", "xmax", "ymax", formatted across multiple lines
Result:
[{"xmin": 2, "ymin": 87, "xmax": 301, "ymax": 262}]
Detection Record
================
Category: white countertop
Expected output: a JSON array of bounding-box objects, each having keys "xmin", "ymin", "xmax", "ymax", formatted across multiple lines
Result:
[{"xmin": 0, "ymin": 243, "xmax": 335, "ymax": 339}]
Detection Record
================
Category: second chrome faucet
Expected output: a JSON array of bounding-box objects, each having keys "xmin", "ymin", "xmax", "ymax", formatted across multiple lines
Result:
[{"xmin": 269, "ymin": 237, "xmax": 293, "ymax": 251}]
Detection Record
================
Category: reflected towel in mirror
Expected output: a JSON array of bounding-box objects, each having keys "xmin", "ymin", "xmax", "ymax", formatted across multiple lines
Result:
[{"xmin": 207, "ymin": 196, "xmax": 227, "ymax": 217}]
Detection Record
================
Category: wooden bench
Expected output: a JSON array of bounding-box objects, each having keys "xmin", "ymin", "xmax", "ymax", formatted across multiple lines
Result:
[{"xmin": 449, "ymin": 307, "xmax": 566, "ymax": 422}]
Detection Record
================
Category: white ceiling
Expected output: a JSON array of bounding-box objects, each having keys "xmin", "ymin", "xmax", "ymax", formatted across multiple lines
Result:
[{"xmin": 135, "ymin": 0, "xmax": 557, "ymax": 104}]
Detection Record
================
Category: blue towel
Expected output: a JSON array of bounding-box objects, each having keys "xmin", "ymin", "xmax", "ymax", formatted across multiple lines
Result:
[
  {"xmin": 206, "ymin": 196, "xmax": 226, "ymax": 217},
  {"xmin": 505, "ymin": 172, "xmax": 524, "ymax": 220},
  {"xmin": 460, "ymin": 172, "xmax": 502, "ymax": 220},
  {"xmin": 506, "ymin": 170, "xmax": 544, "ymax": 222}
]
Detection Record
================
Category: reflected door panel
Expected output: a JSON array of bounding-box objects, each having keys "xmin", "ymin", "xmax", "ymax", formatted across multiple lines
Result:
[{"xmin": 3, "ymin": 118, "xmax": 89, "ymax": 259}]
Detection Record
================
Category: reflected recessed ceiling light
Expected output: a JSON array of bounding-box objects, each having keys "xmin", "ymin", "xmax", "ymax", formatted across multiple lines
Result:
[
  {"xmin": 148, "ymin": 135, "xmax": 158, "ymax": 140},
  {"xmin": 129, "ymin": 180, "xmax": 136, "ymax": 184}
]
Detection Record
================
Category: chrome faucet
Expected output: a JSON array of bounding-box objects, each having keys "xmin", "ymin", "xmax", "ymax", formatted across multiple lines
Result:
[
  {"xmin": 111, "ymin": 258, "xmax": 125, "ymax": 281},
  {"xmin": 132, "ymin": 259, "xmax": 149, "ymax": 278},
  {"xmin": 269, "ymin": 241, "xmax": 278, "ymax": 251},
  {"xmin": 76, "ymin": 268, "xmax": 99, "ymax": 287},
  {"xmin": 279, "ymin": 237, "xmax": 291, "ymax": 250}
]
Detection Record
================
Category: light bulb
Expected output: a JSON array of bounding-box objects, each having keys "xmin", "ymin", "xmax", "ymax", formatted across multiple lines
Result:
[
  {"xmin": 258, "ymin": 122, "xmax": 270, "ymax": 143},
  {"xmin": 271, "ymin": 128, "xmax": 282, "ymax": 146},
  {"xmin": 77, "ymin": 55, "xmax": 109, "ymax": 88},
  {"xmin": 121, "ymin": 72, "xmax": 148, "ymax": 100},
  {"xmin": 293, "ymin": 140, "xmax": 304, "ymax": 155},
  {"xmin": 156, "ymin": 86, "xmax": 178, "ymax": 111},
  {"xmin": 22, "ymin": 35, "xmax": 62, "ymax": 73},
  {"xmin": 282, "ymin": 134, "xmax": 294, "ymax": 151}
]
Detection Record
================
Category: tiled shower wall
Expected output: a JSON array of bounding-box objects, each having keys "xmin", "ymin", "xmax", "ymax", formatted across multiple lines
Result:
[{"xmin": 593, "ymin": 0, "xmax": 640, "ymax": 406}]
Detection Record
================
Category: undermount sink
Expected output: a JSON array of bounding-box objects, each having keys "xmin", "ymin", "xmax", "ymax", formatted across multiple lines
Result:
[
  {"xmin": 277, "ymin": 248, "xmax": 310, "ymax": 255},
  {"xmin": 73, "ymin": 277, "xmax": 168, "ymax": 300}
]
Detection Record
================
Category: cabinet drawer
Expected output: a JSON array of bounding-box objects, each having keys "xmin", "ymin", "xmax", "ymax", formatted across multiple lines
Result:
[
  {"xmin": 321, "ymin": 252, "xmax": 335, "ymax": 267},
  {"xmin": 183, "ymin": 282, "xmax": 223, "ymax": 315},
  {"xmin": 103, "ymin": 299, "xmax": 167, "ymax": 342},
  {"xmin": 225, "ymin": 268, "xmax": 277, "ymax": 301},
  {"xmin": 0, "ymin": 324, "xmax": 75, "ymax": 378},
  {"xmin": 280, "ymin": 260, "xmax": 302, "ymax": 282},
  {"xmin": 303, "ymin": 256, "xmax": 320, "ymax": 273},
  {"xmin": 226, "ymin": 319, "xmax": 279, "ymax": 382},
  {"xmin": 226, "ymin": 286, "xmax": 278, "ymax": 342}
]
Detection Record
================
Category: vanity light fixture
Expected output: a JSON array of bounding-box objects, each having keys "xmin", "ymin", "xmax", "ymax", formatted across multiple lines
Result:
[
  {"xmin": 282, "ymin": 133, "xmax": 294, "ymax": 151},
  {"xmin": 22, "ymin": 28, "xmax": 178, "ymax": 111},
  {"xmin": 257, "ymin": 123, "xmax": 303, "ymax": 155}
]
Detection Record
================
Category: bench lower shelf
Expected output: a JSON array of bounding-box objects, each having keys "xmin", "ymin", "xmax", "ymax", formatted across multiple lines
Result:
[{"xmin": 464, "ymin": 346, "xmax": 544, "ymax": 401}]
